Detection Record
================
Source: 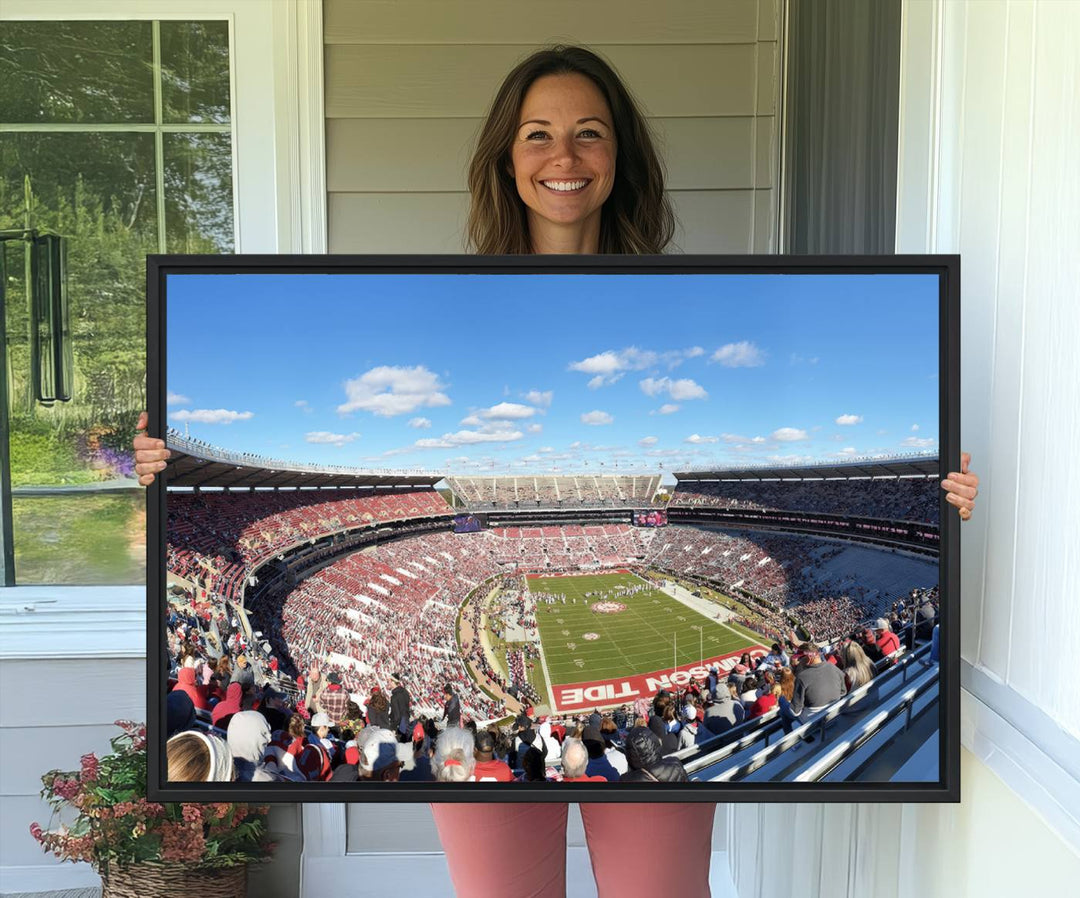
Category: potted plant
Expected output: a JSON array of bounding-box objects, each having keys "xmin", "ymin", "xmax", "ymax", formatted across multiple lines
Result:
[{"xmin": 30, "ymin": 720, "xmax": 273, "ymax": 897}]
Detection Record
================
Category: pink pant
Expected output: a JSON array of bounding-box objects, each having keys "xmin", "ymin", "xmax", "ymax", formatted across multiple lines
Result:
[{"xmin": 430, "ymin": 802, "xmax": 716, "ymax": 898}]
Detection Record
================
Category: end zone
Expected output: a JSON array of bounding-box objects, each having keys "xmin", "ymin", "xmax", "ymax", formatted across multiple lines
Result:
[{"xmin": 550, "ymin": 645, "xmax": 768, "ymax": 713}]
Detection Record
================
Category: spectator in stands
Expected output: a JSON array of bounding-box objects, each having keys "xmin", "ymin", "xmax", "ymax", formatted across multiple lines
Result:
[
  {"xmin": 442, "ymin": 683, "xmax": 461, "ymax": 728},
  {"xmin": 777, "ymin": 668, "xmax": 799, "ymax": 735},
  {"xmin": 759, "ymin": 643, "xmax": 790, "ymax": 671},
  {"xmin": 519, "ymin": 746, "xmax": 556, "ymax": 783},
  {"xmin": 581, "ymin": 725, "xmax": 621, "ymax": 781},
  {"xmin": 860, "ymin": 628, "xmax": 885, "ymax": 665},
  {"xmin": 389, "ymin": 671, "xmax": 412, "ymax": 741},
  {"xmin": 167, "ymin": 730, "xmax": 234, "ymax": 782},
  {"xmin": 620, "ymin": 727, "xmax": 689, "ymax": 783},
  {"xmin": 306, "ymin": 663, "xmax": 349, "ymax": 722},
  {"xmin": 166, "ymin": 690, "xmax": 196, "ymax": 737},
  {"xmin": 339, "ymin": 700, "xmax": 366, "ymax": 739},
  {"xmin": 434, "ymin": 727, "xmax": 476, "ymax": 783},
  {"xmin": 470, "ymin": 729, "xmax": 514, "ymax": 782},
  {"xmin": 739, "ymin": 675, "xmax": 760, "ymax": 707},
  {"xmin": 749, "ymin": 684, "xmax": 781, "ymax": 719},
  {"xmin": 367, "ymin": 691, "xmax": 393, "ymax": 730},
  {"xmin": 227, "ymin": 710, "xmax": 278, "ymax": 782},
  {"xmin": 357, "ymin": 728, "xmax": 407, "ymax": 782},
  {"xmin": 329, "ymin": 742, "xmax": 361, "ymax": 783},
  {"xmin": 678, "ymin": 704, "xmax": 709, "ymax": 748},
  {"xmin": 211, "ymin": 681, "xmax": 243, "ymax": 729},
  {"xmin": 310, "ymin": 712, "xmax": 336, "ymax": 757},
  {"xmin": 841, "ymin": 642, "xmax": 875, "ymax": 690},
  {"xmin": 172, "ymin": 656, "xmax": 210, "ymax": 710},
  {"xmin": 791, "ymin": 643, "xmax": 847, "ymax": 720},
  {"xmin": 704, "ymin": 683, "xmax": 740, "ymax": 736},
  {"xmin": 230, "ymin": 653, "xmax": 255, "ymax": 690},
  {"xmin": 561, "ymin": 738, "xmax": 607, "ymax": 782},
  {"xmin": 646, "ymin": 715, "xmax": 680, "ymax": 756},
  {"xmin": 875, "ymin": 618, "xmax": 902, "ymax": 659}
]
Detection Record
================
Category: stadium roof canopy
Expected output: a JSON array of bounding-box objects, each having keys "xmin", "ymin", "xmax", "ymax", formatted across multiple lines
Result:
[
  {"xmin": 164, "ymin": 430, "xmax": 442, "ymax": 489},
  {"xmin": 673, "ymin": 455, "xmax": 939, "ymax": 482}
]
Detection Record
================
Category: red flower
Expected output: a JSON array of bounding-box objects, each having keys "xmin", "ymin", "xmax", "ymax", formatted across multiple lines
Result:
[
  {"xmin": 29, "ymin": 822, "xmax": 44, "ymax": 843},
  {"xmin": 80, "ymin": 753, "xmax": 100, "ymax": 782},
  {"xmin": 52, "ymin": 777, "xmax": 80, "ymax": 801}
]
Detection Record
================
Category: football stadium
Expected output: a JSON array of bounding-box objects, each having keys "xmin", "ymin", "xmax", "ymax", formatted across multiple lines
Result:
[{"xmin": 164, "ymin": 440, "xmax": 941, "ymax": 786}]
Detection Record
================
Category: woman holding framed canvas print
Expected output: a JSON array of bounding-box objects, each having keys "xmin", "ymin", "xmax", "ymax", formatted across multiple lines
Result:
[{"xmin": 135, "ymin": 45, "xmax": 978, "ymax": 898}]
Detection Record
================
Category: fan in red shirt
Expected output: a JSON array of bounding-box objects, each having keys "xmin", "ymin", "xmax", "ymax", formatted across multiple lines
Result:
[
  {"xmin": 559, "ymin": 738, "xmax": 608, "ymax": 783},
  {"xmin": 875, "ymin": 618, "xmax": 902, "ymax": 659},
  {"xmin": 468, "ymin": 730, "xmax": 514, "ymax": 782},
  {"xmin": 749, "ymin": 684, "xmax": 781, "ymax": 718}
]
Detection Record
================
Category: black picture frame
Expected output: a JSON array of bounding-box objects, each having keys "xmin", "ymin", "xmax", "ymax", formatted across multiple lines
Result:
[{"xmin": 146, "ymin": 253, "xmax": 960, "ymax": 803}]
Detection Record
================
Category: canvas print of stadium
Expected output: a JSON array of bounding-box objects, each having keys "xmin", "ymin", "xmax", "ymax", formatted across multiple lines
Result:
[{"xmin": 159, "ymin": 269, "xmax": 946, "ymax": 794}]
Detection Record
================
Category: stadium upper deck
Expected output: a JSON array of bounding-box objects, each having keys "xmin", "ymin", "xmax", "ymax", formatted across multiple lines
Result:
[{"xmin": 446, "ymin": 474, "xmax": 661, "ymax": 510}]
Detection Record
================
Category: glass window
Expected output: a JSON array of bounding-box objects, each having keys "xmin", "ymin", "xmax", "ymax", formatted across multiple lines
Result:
[{"xmin": 0, "ymin": 20, "xmax": 234, "ymax": 585}]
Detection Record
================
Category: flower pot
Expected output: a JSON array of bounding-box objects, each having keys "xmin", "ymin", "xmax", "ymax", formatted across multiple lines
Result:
[{"xmin": 101, "ymin": 861, "xmax": 247, "ymax": 898}]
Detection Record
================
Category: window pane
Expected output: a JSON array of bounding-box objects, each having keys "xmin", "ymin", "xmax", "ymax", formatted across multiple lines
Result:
[
  {"xmin": 0, "ymin": 22, "xmax": 154, "ymax": 124},
  {"xmin": 160, "ymin": 21, "xmax": 232, "ymax": 124},
  {"xmin": 2, "ymin": 132, "xmax": 154, "ymax": 584},
  {"xmin": 12, "ymin": 493, "xmax": 145, "ymax": 585},
  {"xmin": 164, "ymin": 133, "xmax": 235, "ymax": 252}
]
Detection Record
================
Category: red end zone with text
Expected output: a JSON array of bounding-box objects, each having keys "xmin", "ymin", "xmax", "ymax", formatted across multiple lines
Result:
[{"xmin": 551, "ymin": 646, "xmax": 767, "ymax": 713}]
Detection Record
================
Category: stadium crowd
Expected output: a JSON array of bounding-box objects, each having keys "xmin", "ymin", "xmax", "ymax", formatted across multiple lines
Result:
[{"xmin": 670, "ymin": 476, "xmax": 939, "ymax": 524}]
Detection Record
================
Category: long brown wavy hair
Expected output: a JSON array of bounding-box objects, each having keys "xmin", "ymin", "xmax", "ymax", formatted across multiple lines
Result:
[{"xmin": 466, "ymin": 46, "xmax": 675, "ymax": 255}]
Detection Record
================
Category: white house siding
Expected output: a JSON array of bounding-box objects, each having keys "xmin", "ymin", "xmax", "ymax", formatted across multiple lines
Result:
[
  {"xmin": 730, "ymin": 1, "xmax": 1080, "ymax": 893},
  {"xmin": 324, "ymin": 0, "xmax": 782, "ymax": 254}
]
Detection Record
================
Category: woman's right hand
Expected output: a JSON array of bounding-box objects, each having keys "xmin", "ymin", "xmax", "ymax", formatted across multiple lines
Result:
[{"xmin": 134, "ymin": 411, "xmax": 170, "ymax": 486}]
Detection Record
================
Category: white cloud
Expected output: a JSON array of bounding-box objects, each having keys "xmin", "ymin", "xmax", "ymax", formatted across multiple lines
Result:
[
  {"xmin": 526, "ymin": 423, "xmax": 543, "ymax": 434},
  {"xmin": 837, "ymin": 447, "xmax": 858, "ymax": 456},
  {"xmin": 684, "ymin": 346, "xmax": 705, "ymax": 359},
  {"xmin": 790, "ymin": 353, "xmax": 819, "ymax": 365},
  {"xmin": 911, "ymin": 423, "xmax": 920, "ymax": 432},
  {"xmin": 772, "ymin": 427, "xmax": 809, "ymax": 442},
  {"xmin": 656, "ymin": 403, "xmax": 680, "ymax": 415},
  {"xmin": 167, "ymin": 391, "xmax": 190, "ymax": 406},
  {"xmin": 685, "ymin": 433, "xmax": 719, "ymax": 444},
  {"xmin": 480, "ymin": 402, "xmax": 535, "ymax": 419},
  {"xmin": 170, "ymin": 408, "xmax": 253, "ymax": 425},
  {"xmin": 414, "ymin": 428, "xmax": 524, "ymax": 449},
  {"xmin": 539, "ymin": 446, "xmax": 554, "ymax": 453},
  {"xmin": 901, "ymin": 436, "xmax": 936, "ymax": 448},
  {"xmin": 305, "ymin": 431, "xmax": 360, "ymax": 448},
  {"xmin": 459, "ymin": 414, "xmax": 483, "ymax": 427},
  {"xmin": 293, "ymin": 399, "xmax": 307, "ymax": 408},
  {"xmin": 835, "ymin": 414, "xmax": 863, "ymax": 426},
  {"xmin": 711, "ymin": 341, "xmax": 765, "ymax": 367},
  {"xmin": 408, "ymin": 417, "xmax": 432, "ymax": 429},
  {"xmin": 568, "ymin": 347, "xmax": 657, "ymax": 387},
  {"xmin": 337, "ymin": 365, "xmax": 451, "ymax": 417},
  {"xmin": 638, "ymin": 436, "xmax": 659, "ymax": 447},
  {"xmin": 522, "ymin": 390, "xmax": 553, "ymax": 407},
  {"xmin": 581, "ymin": 410, "xmax": 614, "ymax": 426},
  {"xmin": 639, "ymin": 376, "xmax": 708, "ymax": 401}
]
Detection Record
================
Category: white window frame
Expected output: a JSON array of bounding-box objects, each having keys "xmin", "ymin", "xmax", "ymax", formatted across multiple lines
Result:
[{"xmin": 0, "ymin": 0, "xmax": 326, "ymax": 658}]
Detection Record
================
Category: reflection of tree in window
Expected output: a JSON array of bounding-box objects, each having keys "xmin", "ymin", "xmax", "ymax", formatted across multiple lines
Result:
[{"xmin": 0, "ymin": 21, "xmax": 233, "ymax": 584}]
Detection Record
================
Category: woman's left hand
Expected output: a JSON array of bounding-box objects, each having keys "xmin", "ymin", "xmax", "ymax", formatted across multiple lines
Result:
[{"xmin": 941, "ymin": 452, "xmax": 979, "ymax": 520}]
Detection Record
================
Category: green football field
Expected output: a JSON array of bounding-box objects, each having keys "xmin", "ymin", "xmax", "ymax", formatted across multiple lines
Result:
[{"xmin": 528, "ymin": 571, "xmax": 766, "ymax": 691}]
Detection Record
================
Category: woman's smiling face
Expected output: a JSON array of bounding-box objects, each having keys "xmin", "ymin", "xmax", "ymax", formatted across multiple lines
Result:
[{"xmin": 509, "ymin": 73, "xmax": 617, "ymax": 245}]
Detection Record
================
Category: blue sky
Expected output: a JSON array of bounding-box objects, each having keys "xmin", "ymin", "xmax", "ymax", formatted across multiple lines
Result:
[{"xmin": 166, "ymin": 272, "xmax": 940, "ymax": 476}]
